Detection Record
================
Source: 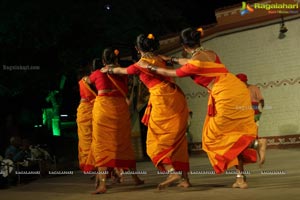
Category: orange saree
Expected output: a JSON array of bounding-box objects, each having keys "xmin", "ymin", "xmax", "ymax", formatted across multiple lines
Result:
[
  {"xmin": 92, "ymin": 75, "xmax": 136, "ymax": 169},
  {"xmin": 76, "ymin": 79, "xmax": 96, "ymax": 172},
  {"xmin": 182, "ymin": 60, "xmax": 257, "ymax": 174},
  {"xmin": 147, "ymin": 82, "xmax": 190, "ymax": 172},
  {"xmin": 140, "ymin": 57, "xmax": 190, "ymax": 172}
]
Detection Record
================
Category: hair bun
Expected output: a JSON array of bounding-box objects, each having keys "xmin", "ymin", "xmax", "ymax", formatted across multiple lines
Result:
[
  {"xmin": 147, "ymin": 33, "xmax": 155, "ymax": 40},
  {"xmin": 197, "ymin": 27, "xmax": 204, "ymax": 37},
  {"xmin": 114, "ymin": 49, "xmax": 119, "ymax": 56}
]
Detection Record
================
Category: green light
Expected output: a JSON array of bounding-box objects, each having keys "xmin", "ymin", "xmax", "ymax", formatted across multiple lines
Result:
[{"xmin": 52, "ymin": 118, "xmax": 61, "ymax": 136}]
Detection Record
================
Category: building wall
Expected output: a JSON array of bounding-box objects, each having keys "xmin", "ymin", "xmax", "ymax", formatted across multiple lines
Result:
[
  {"xmin": 171, "ymin": 17, "xmax": 300, "ymax": 147},
  {"xmin": 205, "ymin": 17, "xmax": 300, "ymax": 138}
]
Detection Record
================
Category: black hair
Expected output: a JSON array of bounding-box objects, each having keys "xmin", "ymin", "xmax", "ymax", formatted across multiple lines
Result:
[
  {"xmin": 180, "ymin": 27, "xmax": 201, "ymax": 48},
  {"xmin": 77, "ymin": 67, "xmax": 90, "ymax": 80},
  {"xmin": 92, "ymin": 58, "xmax": 102, "ymax": 70},
  {"xmin": 77, "ymin": 60, "xmax": 93, "ymax": 80},
  {"xmin": 102, "ymin": 47, "xmax": 119, "ymax": 65},
  {"xmin": 136, "ymin": 34, "xmax": 160, "ymax": 52}
]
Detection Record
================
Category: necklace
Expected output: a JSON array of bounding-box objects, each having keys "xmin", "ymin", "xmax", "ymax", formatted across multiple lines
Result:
[{"xmin": 191, "ymin": 46, "xmax": 205, "ymax": 57}]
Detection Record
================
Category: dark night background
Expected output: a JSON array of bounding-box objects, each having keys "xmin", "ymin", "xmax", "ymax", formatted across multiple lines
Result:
[{"xmin": 0, "ymin": 0, "xmax": 244, "ymax": 155}]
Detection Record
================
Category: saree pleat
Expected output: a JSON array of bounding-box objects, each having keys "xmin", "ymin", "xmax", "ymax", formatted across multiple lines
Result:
[{"xmin": 146, "ymin": 82, "xmax": 189, "ymax": 172}]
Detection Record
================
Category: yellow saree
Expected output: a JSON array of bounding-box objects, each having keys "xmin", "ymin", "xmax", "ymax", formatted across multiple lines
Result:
[
  {"xmin": 147, "ymin": 82, "xmax": 189, "ymax": 171},
  {"xmin": 141, "ymin": 57, "xmax": 190, "ymax": 172},
  {"xmin": 92, "ymin": 73, "xmax": 137, "ymax": 169},
  {"xmin": 76, "ymin": 79, "xmax": 96, "ymax": 172},
  {"xmin": 182, "ymin": 60, "xmax": 257, "ymax": 174},
  {"xmin": 92, "ymin": 96, "xmax": 136, "ymax": 168}
]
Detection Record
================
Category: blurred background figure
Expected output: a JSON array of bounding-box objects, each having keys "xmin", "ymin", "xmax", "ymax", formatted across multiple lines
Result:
[{"xmin": 236, "ymin": 73, "xmax": 267, "ymax": 167}]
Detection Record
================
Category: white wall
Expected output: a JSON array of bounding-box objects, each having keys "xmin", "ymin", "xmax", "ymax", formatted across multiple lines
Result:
[{"xmin": 172, "ymin": 17, "xmax": 300, "ymax": 142}]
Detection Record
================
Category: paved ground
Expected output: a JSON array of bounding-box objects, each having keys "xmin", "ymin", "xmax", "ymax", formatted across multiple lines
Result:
[{"xmin": 1, "ymin": 148, "xmax": 300, "ymax": 200}]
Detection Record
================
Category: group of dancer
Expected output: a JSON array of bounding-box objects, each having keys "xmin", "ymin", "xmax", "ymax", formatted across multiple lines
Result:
[{"xmin": 76, "ymin": 26, "xmax": 267, "ymax": 194}]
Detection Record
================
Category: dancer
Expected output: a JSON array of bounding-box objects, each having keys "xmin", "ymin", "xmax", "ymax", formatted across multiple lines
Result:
[
  {"xmin": 76, "ymin": 63, "xmax": 97, "ymax": 172},
  {"xmin": 137, "ymin": 27, "xmax": 258, "ymax": 189},
  {"xmin": 84, "ymin": 48, "xmax": 144, "ymax": 194},
  {"xmin": 101, "ymin": 33, "xmax": 191, "ymax": 190}
]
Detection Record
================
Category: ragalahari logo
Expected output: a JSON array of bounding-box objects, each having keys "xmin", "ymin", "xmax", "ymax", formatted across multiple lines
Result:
[{"xmin": 240, "ymin": 2, "xmax": 254, "ymax": 15}]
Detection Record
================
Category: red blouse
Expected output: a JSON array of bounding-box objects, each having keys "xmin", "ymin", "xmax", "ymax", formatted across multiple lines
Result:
[
  {"xmin": 126, "ymin": 64, "xmax": 171, "ymax": 88},
  {"xmin": 79, "ymin": 79, "xmax": 96, "ymax": 101},
  {"xmin": 89, "ymin": 70, "xmax": 128, "ymax": 97},
  {"xmin": 176, "ymin": 55, "xmax": 222, "ymax": 88}
]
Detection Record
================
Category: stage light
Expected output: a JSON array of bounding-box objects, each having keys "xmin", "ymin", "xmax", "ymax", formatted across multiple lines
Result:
[{"xmin": 104, "ymin": 4, "xmax": 112, "ymax": 11}]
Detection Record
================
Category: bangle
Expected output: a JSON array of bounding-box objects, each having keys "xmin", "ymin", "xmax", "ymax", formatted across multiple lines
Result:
[
  {"xmin": 170, "ymin": 56, "xmax": 179, "ymax": 64},
  {"xmin": 146, "ymin": 65, "xmax": 152, "ymax": 70},
  {"xmin": 108, "ymin": 68, "xmax": 114, "ymax": 74},
  {"xmin": 147, "ymin": 65, "xmax": 157, "ymax": 72}
]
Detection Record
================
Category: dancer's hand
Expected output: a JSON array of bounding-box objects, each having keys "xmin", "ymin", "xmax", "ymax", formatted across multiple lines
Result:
[
  {"xmin": 82, "ymin": 76, "xmax": 88, "ymax": 82},
  {"xmin": 100, "ymin": 66, "xmax": 109, "ymax": 73},
  {"xmin": 158, "ymin": 54, "xmax": 171, "ymax": 62},
  {"xmin": 82, "ymin": 76, "xmax": 91, "ymax": 84}
]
